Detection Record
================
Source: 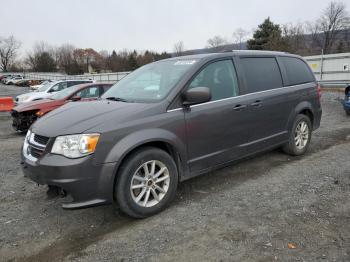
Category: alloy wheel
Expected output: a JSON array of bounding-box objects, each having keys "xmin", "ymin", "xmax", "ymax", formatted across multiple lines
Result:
[
  {"xmin": 294, "ymin": 120, "xmax": 309, "ymax": 150},
  {"xmin": 130, "ymin": 160, "xmax": 170, "ymax": 207}
]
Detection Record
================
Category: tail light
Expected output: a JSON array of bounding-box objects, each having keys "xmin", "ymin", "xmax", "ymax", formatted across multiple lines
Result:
[{"xmin": 316, "ymin": 84, "xmax": 321, "ymax": 100}]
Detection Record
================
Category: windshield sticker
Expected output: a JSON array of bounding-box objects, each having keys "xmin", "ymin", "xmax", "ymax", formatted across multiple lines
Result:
[{"xmin": 174, "ymin": 60, "xmax": 197, "ymax": 66}]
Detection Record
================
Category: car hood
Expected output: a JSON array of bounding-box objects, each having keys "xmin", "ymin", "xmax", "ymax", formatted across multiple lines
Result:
[
  {"xmin": 31, "ymin": 100, "xmax": 155, "ymax": 137},
  {"xmin": 13, "ymin": 99, "xmax": 64, "ymax": 112},
  {"xmin": 16, "ymin": 91, "xmax": 50, "ymax": 101}
]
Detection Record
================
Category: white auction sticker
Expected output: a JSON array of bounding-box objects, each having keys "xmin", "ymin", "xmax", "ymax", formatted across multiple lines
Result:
[{"xmin": 174, "ymin": 60, "xmax": 197, "ymax": 65}]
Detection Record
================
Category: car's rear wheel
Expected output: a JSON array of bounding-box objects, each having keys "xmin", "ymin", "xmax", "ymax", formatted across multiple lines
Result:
[
  {"xmin": 115, "ymin": 147, "xmax": 178, "ymax": 218},
  {"xmin": 283, "ymin": 114, "xmax": 312, "ymax": 156}
]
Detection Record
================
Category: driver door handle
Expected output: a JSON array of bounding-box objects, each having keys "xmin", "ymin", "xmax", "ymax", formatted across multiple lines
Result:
[{"xmin": 233, "ymin": 104, "xmax": 247, "ymax": 111}]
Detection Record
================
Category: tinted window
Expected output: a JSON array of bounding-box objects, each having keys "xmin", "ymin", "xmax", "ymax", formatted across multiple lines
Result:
[
  {"xmin": 102, "ymin": 85, "xmax": 111, "ymax": 93},
  {"xmin": 189, "ymin": 60, "xmax": 239, "ymax": 101},
  {"xmin": 240, "ymin": 57, "xmax": 282, "ymax": 93},
  {"xmin": 67, "ymin": 81, "xmax": 77, "ymax": 87},
  {"xmin": 280, "ymin": 57, "xmax": 314, "ymax": 85}
]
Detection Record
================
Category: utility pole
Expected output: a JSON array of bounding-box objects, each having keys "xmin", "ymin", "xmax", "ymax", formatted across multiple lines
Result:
[{"xmin": 320, "ymin": 49, "xmax": 324, "ymax": 81}]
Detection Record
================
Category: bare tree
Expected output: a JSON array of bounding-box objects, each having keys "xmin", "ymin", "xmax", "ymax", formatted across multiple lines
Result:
[
  {"xmin": 206, "ymin": 35, "xmax": 227, "ymax": 48},
  {"xmin": 0, "ymin": 35, "xmax": 21, "ymax": 72},
  {"xmin": 308, "ymin": 1, "xmax": 350, "ymax": 53},
  {"xmin": 232, "ymin": 28, "xmax": 249, "ymax": 49},
  {"xmin": 282, "ymin": 23, "xmax": 307, "ymax": 54},
  {"xmin": 173, "ymin": 41, "xmax": 185, "ymax": 56}
]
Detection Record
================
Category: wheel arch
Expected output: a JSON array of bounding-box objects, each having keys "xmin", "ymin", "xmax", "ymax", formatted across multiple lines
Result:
[
  {"xmin": 287, "ymin": 101, "xmax": 315, "ymax": 131},
  {"xmin": 107, "ymin": 129, "xmax": 188, "ymax": 201}
]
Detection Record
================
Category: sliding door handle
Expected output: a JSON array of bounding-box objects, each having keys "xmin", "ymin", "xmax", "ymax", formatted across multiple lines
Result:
[{"xmin": 250, "ymin": 100, "xmax": 262, "ymax": 107}]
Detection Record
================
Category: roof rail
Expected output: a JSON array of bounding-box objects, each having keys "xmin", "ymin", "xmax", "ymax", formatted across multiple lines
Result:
[{"xmin": 228, "ymin": 50, "xmax": 289, "ymax": 54}]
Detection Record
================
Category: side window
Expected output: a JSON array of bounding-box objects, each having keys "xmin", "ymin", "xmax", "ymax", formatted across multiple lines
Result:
[
  {"xmin": 102, "ymin": 85, "xmax": 111, "ymax": 94},
  {"xmin": 240, "ymin": 57, "xmax": 283, "ymax": 93},
  {"xmin": 75, "ymin": 86, "xmax": 100, "ymax": 98},
  {"xmin": 50, "ymin": 82, "xmax": 67, "ymax": 92},
  {"xmin": 67, "ymin": 81, "xmax": 77, "ymax": 87},
  {"xmin": 280, "ymin": 57, "xmax": 314, "ymax": 85},
  {"xmin": 188, "ymin": 60, "xmax": 239, "ymax": 101}
]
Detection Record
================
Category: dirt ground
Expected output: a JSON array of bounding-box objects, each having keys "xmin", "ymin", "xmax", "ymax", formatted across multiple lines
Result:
[{"xmin": 0, "ymin": 84, "xmax": 349, "ymax": 262}]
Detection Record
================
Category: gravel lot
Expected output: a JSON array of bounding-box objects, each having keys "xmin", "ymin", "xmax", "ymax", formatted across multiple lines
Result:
[{"xmin": 0, "ymin": 84, "xmax": 349, "ymax": 262}]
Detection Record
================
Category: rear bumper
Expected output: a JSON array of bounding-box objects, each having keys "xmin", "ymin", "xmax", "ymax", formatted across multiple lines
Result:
[{"xmin": 21, "ymin": 151, "xmax": 117, "ymax": 209}]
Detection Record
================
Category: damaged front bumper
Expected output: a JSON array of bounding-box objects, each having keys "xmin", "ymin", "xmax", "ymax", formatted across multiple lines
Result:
[{"xmin": 11, "ymin": 110, "xmax": 37, "ymax": 132}]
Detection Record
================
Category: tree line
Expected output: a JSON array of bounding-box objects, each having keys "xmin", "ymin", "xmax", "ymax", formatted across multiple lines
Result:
[{"xmin": 0, "ymin": 40, "xmax": 171, "ymax": 74}]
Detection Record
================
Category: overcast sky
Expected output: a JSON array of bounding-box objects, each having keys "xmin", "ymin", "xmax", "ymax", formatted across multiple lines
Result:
[{"xmin": 1, "ymin": 0, "xmax": 336, "ymax": 55}]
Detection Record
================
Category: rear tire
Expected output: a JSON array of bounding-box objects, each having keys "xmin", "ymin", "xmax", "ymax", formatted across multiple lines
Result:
[
  {"xmin": 115, "ymin": 147, "xmax": 178, "ymax": 218},
  {"xmin": 283, "ymin": 114, "xmax": 312, "ymax": 156}
]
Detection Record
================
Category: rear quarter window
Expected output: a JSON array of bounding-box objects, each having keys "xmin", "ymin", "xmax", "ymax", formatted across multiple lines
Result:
[
  {"xmin": 280, "ymin": 57, "xmax": 315, "ymax": 86},
  {"xmin": 240, "ymin": 57, "xmax": 283, "ymax": 93}
]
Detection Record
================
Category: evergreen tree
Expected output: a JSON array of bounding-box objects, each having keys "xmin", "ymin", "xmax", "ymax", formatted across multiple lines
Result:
[
  {"xmin": 127, "ymin": 51, "xmax": 138, "ymax": 70},
  {"xmin": 35, "ymin": 52, "xmax": 56, "ymax": 72},
  {"xmin": 247, "ymin": 17, "xmax": 285, "ymax": 51}
]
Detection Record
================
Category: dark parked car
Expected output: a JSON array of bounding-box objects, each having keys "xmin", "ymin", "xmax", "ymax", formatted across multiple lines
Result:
[
  {"xmin": 343, "ymin": 85, "xmax": 350, "ymax": 115},
  {"xmin": 21, "ymin": 51, "xmax": 322, "ymax": 218},
  {"xmin": 12, "ymin": 83, "xmax": 112, "ymax": 132}
]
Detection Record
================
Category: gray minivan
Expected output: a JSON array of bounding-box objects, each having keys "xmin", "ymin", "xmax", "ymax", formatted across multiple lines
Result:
[{"xmin": 21, "ymin": 51, "xmax": 322, "ymax": 218}]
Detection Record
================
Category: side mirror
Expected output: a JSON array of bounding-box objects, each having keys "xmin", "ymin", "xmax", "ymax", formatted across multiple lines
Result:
[
  {"xmin": 182, "ymin": 87, "xmax": 211, "ymax": 106},
  {"xmin": 71, "ymin": 96, "xmax": 81, "ymax": 101}
]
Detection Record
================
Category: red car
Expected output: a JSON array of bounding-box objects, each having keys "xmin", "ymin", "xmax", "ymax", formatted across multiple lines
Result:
[{"xmin": 11, "ymin": 82, "xmax": 112, "ymax": 132}]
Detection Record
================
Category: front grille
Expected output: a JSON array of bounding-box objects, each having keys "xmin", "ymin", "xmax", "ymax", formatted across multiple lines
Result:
[
  {"xmin": 30, "ymin": 146, "xmax": 43, "ymax": 158},
  {"xmin": 34, "ymin": 134, "xmax": 49, "ymax": 145},
  {"xmin": 26, "ymin": 133, "xmax": 50, "ymax": 160}
]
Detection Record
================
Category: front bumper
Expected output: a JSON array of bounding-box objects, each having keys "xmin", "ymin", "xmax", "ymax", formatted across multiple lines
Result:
[
  {"xmin": 11, "ymin": 110, "xmax": 36, "ymax": 132},
  {"xmin": 21, "ymin": 151, "xmax": 117, "ymax": 209}
]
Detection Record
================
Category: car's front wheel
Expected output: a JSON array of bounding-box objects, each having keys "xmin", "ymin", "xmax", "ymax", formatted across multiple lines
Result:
[{"xmin": 115, "ymin": 147, "xmax": 178, "ymax": 218}]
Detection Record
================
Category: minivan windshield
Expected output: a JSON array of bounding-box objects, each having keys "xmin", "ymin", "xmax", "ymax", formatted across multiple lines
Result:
[
  {"xmin": 102, "ymin": 59, "xmax": 197, "ymax": 102},
  {"xmin": 38, "ymin": 81, "xmax": 56, "ymax": 92}
]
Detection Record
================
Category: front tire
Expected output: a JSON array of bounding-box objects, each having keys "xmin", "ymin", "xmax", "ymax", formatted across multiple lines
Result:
[
  {"xmin": 115, "ymin": 147, "xmax": 178, "ymax": 218},
  {"xmin": 283, "ymin": 114, "xmax": 312, "ymax": 156}
]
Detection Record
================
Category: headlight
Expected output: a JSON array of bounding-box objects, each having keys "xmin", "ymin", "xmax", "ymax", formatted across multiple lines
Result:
[
  {"xmin": 22, "ymin": 130, "xmax": 31, "ymax": 156},
  {"xmin": 35, "ymin": 111, "xmax": 45, "ymax": 117},
  {"xmin": 20, "ymin": 96, "xmax": 30, "ymax": 102},
  {"xmin": 25, "ymin": 130, "xmax": 31, "ymax": 143},
  {"xmin": 51, "ymin": 134, "xmax": 100, "ymax": 158}
]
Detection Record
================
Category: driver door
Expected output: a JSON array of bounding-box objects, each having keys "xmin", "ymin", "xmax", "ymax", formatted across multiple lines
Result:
[{"xmin": 184, "ymin": 59, "xmax": 252, "ymax": 172}]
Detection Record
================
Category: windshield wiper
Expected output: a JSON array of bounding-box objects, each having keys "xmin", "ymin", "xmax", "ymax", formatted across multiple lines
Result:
[{"xmin": 105, "ymin": 97, "xmax": 131, "ymax": 102}]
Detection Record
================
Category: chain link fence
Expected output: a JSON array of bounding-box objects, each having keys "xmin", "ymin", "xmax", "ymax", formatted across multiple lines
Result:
[{"xmin": 17, "ymin": 71, "xmax": 131, "ymax": 83}]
